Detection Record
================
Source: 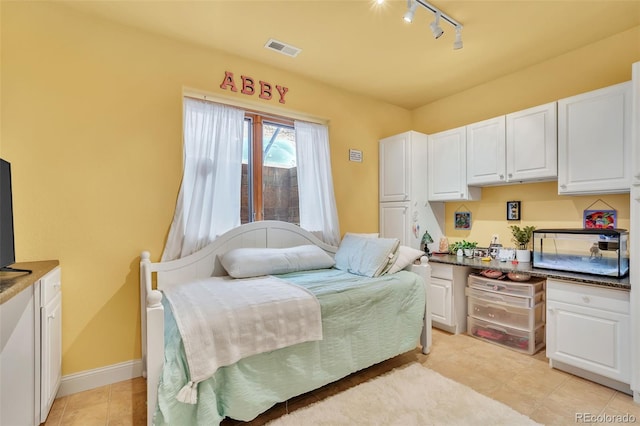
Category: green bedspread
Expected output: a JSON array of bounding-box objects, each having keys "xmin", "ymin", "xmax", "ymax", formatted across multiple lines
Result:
[{"xmin": 155, "ymin": 268, "xmax": 425, "ymax": 425}]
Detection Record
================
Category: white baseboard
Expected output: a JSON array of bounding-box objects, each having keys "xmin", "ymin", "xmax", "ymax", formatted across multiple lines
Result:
[{"xmin": 57, "ymin": 359, "xmax": 143, "ymax": 397}]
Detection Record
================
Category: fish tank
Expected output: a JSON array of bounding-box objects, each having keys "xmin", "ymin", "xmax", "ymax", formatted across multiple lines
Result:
[{"xmin": 532, "ymin": 229, "xmax": 629, "ymax": 278}]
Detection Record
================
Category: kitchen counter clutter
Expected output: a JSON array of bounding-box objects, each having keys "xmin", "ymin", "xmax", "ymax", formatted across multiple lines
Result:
[{"xmin": 429, "ymin": 253, "xmax": 630, "ymax": 290}]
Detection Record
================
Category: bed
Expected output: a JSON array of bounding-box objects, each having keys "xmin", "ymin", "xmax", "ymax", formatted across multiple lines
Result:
[{"xmin": 140, "ymin": 221, "xmax": 432, "ymax": 425}]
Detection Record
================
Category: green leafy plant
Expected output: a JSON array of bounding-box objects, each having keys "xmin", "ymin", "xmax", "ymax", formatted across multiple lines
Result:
[
  {"xmin": 509, "ymin": 225, "xmax": 536, "ymax": 250},
  {"xmin": 449, "ymin": 240, "xmax": 478, "ymax": 254}
]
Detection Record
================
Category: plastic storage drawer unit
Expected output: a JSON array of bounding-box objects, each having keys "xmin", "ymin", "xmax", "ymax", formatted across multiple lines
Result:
[
  {"xmin": 468, "ymin": 274, "xmax": 545, "ymax": 297},
  {"xmin": 467, "ymin": 296, "xmax": 544, "ymax": 330},
  {"xmin": 467, "ymin": 316, "xmax": 545, "ymax": 355},
  {"xmin": 465, "ymin": 287, "xmax": 543, "ymax": 308}
]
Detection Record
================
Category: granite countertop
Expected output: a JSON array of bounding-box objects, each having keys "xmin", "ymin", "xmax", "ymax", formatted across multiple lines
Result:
[
  {"xmin": 428, "ymin": 253, "xmax": 630, "ymax": 290},
  {"xmin": 0, "ymin": 260, "xmax": 60, "ymax": 305}
]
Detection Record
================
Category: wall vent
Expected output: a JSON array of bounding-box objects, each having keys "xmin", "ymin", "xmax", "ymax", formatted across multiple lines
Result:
[{"xmin": 264, "ymin": 39, "xmax": 301, "ymax": 58}]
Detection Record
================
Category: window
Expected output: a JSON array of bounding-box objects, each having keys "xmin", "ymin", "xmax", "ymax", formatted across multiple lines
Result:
[{"xmin": 241, "ymin": 113, "xmax": 299, "ymax": 224}]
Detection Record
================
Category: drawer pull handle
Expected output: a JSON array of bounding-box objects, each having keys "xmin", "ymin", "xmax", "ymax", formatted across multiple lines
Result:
[{"xmin": 582, "ymin": 296, "xmax": 591, "ymax": 303}]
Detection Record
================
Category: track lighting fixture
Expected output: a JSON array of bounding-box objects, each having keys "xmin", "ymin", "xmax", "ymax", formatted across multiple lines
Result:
[
  {"xmin": 430, "ymin": 11, "xmax": 444, "ymax": 39},
  {"xmin": 403, "ymin": 0, "xmax": 418, "ymax": 23},
  {"xmin": 399, "ymin": 0, "xmax": 463, "ymax": 50},
  {"xmin": 453, "ymin": 26, "xmax": 463, "ymax": 50}
]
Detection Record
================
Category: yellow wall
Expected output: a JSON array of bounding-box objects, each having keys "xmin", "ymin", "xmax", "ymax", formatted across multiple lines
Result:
[
  {"xmin": 1, "ymin": 2, "xmax": 410, "ymax": 374},
  {"xmin": 412, "ymin": 27, "xmax": 640, "ymax": 249},
  {"xmin": 2, "ymin": 1, "xmax": 639, "ymax": 377}
]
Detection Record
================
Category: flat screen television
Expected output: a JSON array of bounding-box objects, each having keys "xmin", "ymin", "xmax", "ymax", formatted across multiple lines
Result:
[
  {"xmin": 0, "ymin": 158, "xmax": 15, "ymax": 269},
  {"xmin": 1, "ymin": 158, "xmax": 31, "ymax": 274}
]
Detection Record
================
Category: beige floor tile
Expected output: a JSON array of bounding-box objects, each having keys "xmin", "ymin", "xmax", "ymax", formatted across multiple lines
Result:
[
  {"xmin": 51, "ymin": 327, "xmax": 640, "ymax": 425},
  {"xmin": 65, "ymin": 385, "xmax": 110, "ymax": 412},
  {"xmin": 60, "ymin": 401, "xmax": 109, "ymax": 426}
]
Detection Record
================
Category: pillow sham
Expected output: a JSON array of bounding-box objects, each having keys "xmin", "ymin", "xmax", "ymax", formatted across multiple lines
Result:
[
  {"xmin": 334, "ymin": 234, "xmax": 399, "ymax": 278},
  {"xmin": 387, "ymin": 245, "xmax": 426, "ymax": 275},
  {"xmin": 220, "ymin": 245, "xmax": 336, "ymax": 279}
]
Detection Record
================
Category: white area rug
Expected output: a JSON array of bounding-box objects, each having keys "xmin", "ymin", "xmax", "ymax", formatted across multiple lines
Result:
[{"xmin": 267, "ymin": 363, "xmax": 541, "ymax": 426}]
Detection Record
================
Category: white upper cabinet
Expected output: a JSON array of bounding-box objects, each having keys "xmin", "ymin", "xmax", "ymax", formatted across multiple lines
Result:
[
  {"xmin": 428, "ymin": 126, "xmax": 481, "ymax": 201},
  {"xmin": 466, "ymin": 116, "xmax": 506, "ymax": 185},
  {"xmin": 466, "ymin": 102, "xmax": 557, "ymax": 186},
  {"xmin": 379, "ymin": 131, "xmax": 415, "ymax": 202},
  {"xmin": 558, "ymin": 81, "xmax": 632, "ymax": 195},
  {"xmin": 506, "ymin": 102, "xmax": 558, "ymax": 182}
]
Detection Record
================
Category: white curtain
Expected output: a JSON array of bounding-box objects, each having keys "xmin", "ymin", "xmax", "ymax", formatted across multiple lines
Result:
[
  {"xmin": 295, "ymin": 121, "xmax": 341, "ymax": 246},
  {"xmin": 162, "ymin": 98, "xmax": 245, "ymax": 261}
]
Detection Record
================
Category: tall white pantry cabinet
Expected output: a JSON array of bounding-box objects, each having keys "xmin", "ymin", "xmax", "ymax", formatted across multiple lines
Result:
[
  {"xmin": 379, "ymin": 131, "xmax": 445, "ymax": 251},
  {"xmin": 631, "ymin": 61, "xmax": 640, "ymax": 403}
]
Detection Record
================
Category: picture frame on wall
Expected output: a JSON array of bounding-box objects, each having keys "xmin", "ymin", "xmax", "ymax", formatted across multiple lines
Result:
[
  {"xmin": 583, "ymin": 209, "xmax": 617, "ymax": 229},
  {"xmin": 507, "ymin": 201, "xmax": 521, "ymax": 221},
  {"xmin": 454, "ymin": 211, "xmax": 472, "ymax": 230}
]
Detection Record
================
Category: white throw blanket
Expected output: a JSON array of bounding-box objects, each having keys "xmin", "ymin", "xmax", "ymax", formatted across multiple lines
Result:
[{"xmin": 163, "ymin": 275, "xmax": 323, "ymax": 404}]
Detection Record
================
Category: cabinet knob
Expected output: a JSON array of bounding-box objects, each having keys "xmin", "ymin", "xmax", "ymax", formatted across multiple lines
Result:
[
  {"xmin": 48, "ymin": 314, "xmax": 56, "ymax": 320},
  {"xmin": 560, "ymin": 184, "xmax": 567, "ymax": 190},
  {"xmin": 508, "ymin": 173, "xmax": 513, "ymax": 178},
  {"xmin": 499, "ymin": 174, "xmax": 504, "ymax": 180},
  {"xmin": 582, "ymin": 296, "xmax": 591, "ymax": 304}
]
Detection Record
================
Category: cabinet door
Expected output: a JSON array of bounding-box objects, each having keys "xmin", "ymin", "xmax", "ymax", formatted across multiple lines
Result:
[
  {"xmin": 379, "ymin": 202, "xmax": 409, "ymax": 246},
  {"xmin": 547, "ymin": 299, "xmax": 630, "ymax": 383},
  {"xmin": 379, "ymin": 133, "xmax": 410, "ymax": 202},
  {"xmin": 40, "ymin": 292, "xmax": 62, "ymax": 422},
  {"xmin": 507, "ymin": 102, "xmax": 557, "ymax": 182},
  {"xmin": 430, "ymin": 277, "xmax": 453, "ymax": 326},
  {"xmin": 428, "ymin": 127, "xmax": 480, "ymax": 201},
  {"xmin": 466, "ymin": 116, "xmax": 506, "ymax": 185},
  {"xmin": 558, "ymin": 82, "xmax": 632, "ymax": 194}
]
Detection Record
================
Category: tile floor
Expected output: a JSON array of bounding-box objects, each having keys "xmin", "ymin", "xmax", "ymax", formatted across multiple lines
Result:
[{"xmin": 44, "ymin": 329, "xmax": 640, "ymax": 425}]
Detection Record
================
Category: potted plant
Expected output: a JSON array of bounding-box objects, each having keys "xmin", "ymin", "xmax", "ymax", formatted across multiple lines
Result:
[
  {"xmin": 449, "ymin": 240, "xmax": 478, "ymax": 257},
  {"xmin": 509, "ymin": 225, "xmax": 536, "ymax": 262}
]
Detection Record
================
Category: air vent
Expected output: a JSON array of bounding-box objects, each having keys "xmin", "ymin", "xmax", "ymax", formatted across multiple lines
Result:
[{"xmin": 264, "ymin": 38, "xmax": 301, "ymax": 58}]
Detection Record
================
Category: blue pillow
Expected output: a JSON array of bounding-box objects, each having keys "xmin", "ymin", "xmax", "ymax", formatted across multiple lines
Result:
[{"xmin": 334, "ymin": 234, "xmax": 399, "ymax": 277}]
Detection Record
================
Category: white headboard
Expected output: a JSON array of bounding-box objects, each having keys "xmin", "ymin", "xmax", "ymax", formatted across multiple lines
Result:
[{"xmin": 141, "ymin": 220, "xmax": 337, "ymax": 291}]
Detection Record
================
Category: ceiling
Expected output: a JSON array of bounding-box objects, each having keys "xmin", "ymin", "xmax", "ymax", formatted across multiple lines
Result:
[{"xmin": 59, "ymin": 0, "xmax": 640, "ymax": 110}]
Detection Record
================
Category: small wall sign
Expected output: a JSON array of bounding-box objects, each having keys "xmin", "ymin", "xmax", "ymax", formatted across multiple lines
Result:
[
  {"xmin": 219, "ymin": 71, "xmax": 289, "ymax": 104},
  {"xmin": 349, "ymin": 149, "xmax": 363, "ymax": 162}
]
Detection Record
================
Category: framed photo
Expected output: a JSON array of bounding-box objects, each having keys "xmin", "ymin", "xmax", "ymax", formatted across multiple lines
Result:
[
  {"xmin": 506, "ymin": 201, "xmax": 521, "ymax": 221},
  {"xmin": 454, "ymin": 211, "xmax": 472, "ymax": 230},
  {"xmin": 583, "ymin": 210, "xmax": 617, "ymax": 229}
]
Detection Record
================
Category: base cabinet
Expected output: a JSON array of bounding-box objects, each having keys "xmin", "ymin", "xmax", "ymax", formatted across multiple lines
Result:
[
  {"xmin": 429, "ymin": 263, "xmax": 470, "ymax": 334},
  {"xmin": 40, "ymin": 268, "xmax": 62, "ymax": 422},
  {"xmin": 0, "ymin": 263, "xmax": 61, "ymax": 426},
  {"xmin": 546, "ymin": 279, "xmax": 631, "ymax": 389}
]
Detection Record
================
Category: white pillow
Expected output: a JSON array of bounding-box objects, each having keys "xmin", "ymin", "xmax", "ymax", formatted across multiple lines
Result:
[
  {"xmin": 387, "ymin": 245, "xmax": 426, "ymax": 274},
  {"xmin": 220, "ymin": 245, "xmax": 336, "ymax": 278},
  {"xmin": 344, "ymin": 232, "xmax": 379, "ymax": 238},
  {"xmin": 334, "ymin": 234, "xmax": 399, "ymax": 277}
]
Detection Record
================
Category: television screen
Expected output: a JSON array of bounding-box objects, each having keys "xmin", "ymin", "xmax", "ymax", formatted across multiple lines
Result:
[{"xmin": 0, "ymin": 158, "xmax": 15, "ymax": 269}]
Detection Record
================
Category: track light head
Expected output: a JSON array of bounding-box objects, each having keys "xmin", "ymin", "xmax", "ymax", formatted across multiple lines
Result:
[
  {"xmin": 403, "ymin": 0, "xmax": 418, "ymax": 23},
  {"xmin": 430, "ymin": 11, "xmax": 444, "ymax": 39},
  {"xmin": 453, "ymin": 26, "xmax": 463, "ymax": 50}
]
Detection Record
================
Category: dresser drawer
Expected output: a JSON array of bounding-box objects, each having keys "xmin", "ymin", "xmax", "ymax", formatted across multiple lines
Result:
[
  {"xmin": 468, "ymin": 296, "xmax": 544, "ymax": 330},
  {"xmin": 546, "ymin": 278, "xmax": 628, "ymax": 314},
  {"xmin": 465, "ymin": 287, "xmax": 543, "ymax": 308},
  {"xmin": 40, "ymin": 266, "xmax": 61, "ymax": 306},
  {"xmin": 430, "ymin": 263, "xmax": 452, "ymax": 280},
  {"xmin": 468, "ymin": 316, "xmax": 545, "ymax": 355},
  {"xmin": 468, "ymin": 274, "xmax": 544, "ymax": 297}
]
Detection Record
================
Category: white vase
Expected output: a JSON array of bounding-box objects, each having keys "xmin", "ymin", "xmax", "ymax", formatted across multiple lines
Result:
[
  {"xmin": 463, "ymin": 249, "xmax": 474, "ymax": 258},
  {"xmin": 515, "ymin": 249, "xmax": 531, "ymax": 263}
]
